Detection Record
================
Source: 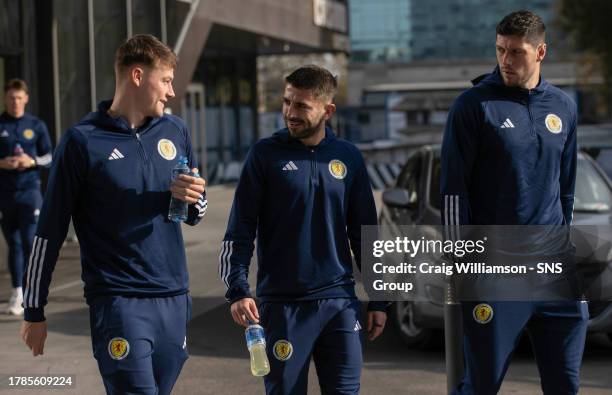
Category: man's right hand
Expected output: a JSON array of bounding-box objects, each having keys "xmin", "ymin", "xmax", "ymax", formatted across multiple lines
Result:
[
  {"xmin": 20, "ymin": 321, "xmax": 47, "ymax": 356},
  {"xmin": 0, "ymin": 156, "xmax": 18, "ymax": 170},
  {"xmin": 230, "ymin": 298, "xmax": 260, "ymax": 327}
]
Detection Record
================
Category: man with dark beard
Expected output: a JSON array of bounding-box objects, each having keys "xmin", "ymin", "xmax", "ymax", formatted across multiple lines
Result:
[
  {"xmin": 219, "ymin": 65, "xmax": 388, "ymax": 394},
  {"xmin": 441, "ymin": 10, "xmax": 585, "ymax": 394}
]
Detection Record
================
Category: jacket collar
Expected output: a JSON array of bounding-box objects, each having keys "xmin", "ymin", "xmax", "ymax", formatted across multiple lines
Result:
[
  {"xmin": 478, "ymin": 66, "xmax": 550, "ymax": 100},
  {"xmin": 83, "ymin": 99, "xmax": 161, "ymax": 134}
]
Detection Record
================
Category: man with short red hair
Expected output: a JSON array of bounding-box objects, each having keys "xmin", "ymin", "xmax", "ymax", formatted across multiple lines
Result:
[{"xmin": 20, "ymin": 34, "xmax": 207, "ymax": 395}]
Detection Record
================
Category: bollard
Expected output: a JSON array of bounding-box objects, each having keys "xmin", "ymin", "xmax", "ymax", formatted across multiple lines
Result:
[{"xmin": 445, "ymin": 278, "xmax": 464, "ymax": 394}]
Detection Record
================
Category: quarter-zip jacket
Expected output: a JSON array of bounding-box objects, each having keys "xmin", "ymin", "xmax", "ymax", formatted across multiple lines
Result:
[
  {"xmin": 219, "ymin": 128, "xmax": 385, "ymax": 309},
  {"xmin": 0, "ymin": 112, "xmax": 52, "ymax": 192},
  {"xmin": 441, "ymin": 67, "xmax": 577, "ymax": 227},
  {"xmin": 23, "ymin": 100, "xmax": 207, "ymax": 322}
]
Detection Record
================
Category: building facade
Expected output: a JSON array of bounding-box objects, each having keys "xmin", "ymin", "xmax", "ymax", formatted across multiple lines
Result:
[
  {"xmin": 349, "ymin": 0, "xmax": 564, "ymax": 63},
  {"xmin": 409, "ymin": 0, "xmax": 565, "ymax": 61},
  {"xmin": 347, "ymin": 0, "xmax": 609, "ymax": 140},
  {"xmin": 349, "ymin": 0, "xmax": 412, "ymax": 63},
  {"xmin": 0, "ymin": 0, "xmax": 349, "ymax": 182}
]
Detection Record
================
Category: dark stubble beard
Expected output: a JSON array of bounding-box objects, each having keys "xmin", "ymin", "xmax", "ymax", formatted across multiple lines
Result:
[{"xmin": 286, "ymin": 114, "xmax": 326, "ymax": 140}]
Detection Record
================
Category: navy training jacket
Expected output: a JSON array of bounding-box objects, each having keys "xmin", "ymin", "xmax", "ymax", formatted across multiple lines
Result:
[
  {"xmin": 0, "ymin": 112, "xmax": 52, "ymax": 192},
  {"xmin": 219, "ymin": 128, "xmax": 385, "ymax": 309},
  {"xmin": 23, "ymin": 100, "xmax": 207, "ymax": 322},
  {"xmin": 441, "ymin": 66, "xmax": 578, "ymax": 227}
]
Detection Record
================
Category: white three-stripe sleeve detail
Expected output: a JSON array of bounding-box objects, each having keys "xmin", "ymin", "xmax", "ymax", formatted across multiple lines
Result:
[
  {"xmin": 449, "ymin": 194, "xmax": 456, "ymax": 242},
  {"xmin": 454, "ymin": 195, "xmax": 461, "ymax": 240},
  {"xmin": 224, "ymin": 241, "xmax": 233, "ymax": 288},
  {"xmin": 35, "ymin": 153, "xmax": 52, "ymax": 166},
  {"xmin": 33, "ymin": 238, "xmax": 48, "ymax": 308},
  {"xmin": 220, "ymin": 241, "xmax": 230, "ymax": 288},
  {"xmin": 444, "ymin": 195, "xmax": 450, "ymax": 242},
  {"xmin": 218, "ymin": 241, "xmax": 227, "ymax": 286},
  {"xmin": 219, "ymin": 241, "xmax": 233, "ymax": 288},
  {"xmin": 27, "ymin": 236, "xmax": 43, "ymax": 307},
  {"xmin": 195, "ymin": 195, "xmax": 207, "ymax": 217},
  {"xmin": 24, "ymin": 236, "xmax": 40, "ymax": 307}
]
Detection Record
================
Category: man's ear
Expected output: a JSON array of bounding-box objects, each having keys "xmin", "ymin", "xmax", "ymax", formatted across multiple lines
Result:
[
  {"xmin": 131, "ymin": 67, "xmax": 144, "ymax": 87},
  {"xmin": 536, "ymin": 42, "xmax": 547, "ymax": 63},
  {"xmin": 324, "ymin": 103, "xmax": 336, "ymax": 120}
]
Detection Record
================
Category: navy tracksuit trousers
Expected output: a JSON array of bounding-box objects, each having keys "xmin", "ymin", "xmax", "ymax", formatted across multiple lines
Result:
[
  {"xmin": 261, "ymin": 298, "xmax": 363, "ymax": 395},
  {"xmin": 89, "ymin": 293, "xmax": 191, "ymax": 395},
  {"xmin": 0, "ymin": 188, "xmax": 41, "ymax": 288},
  {"xmin": 453, "ymin": 301, "xmax": 588, "ymax": 395}
]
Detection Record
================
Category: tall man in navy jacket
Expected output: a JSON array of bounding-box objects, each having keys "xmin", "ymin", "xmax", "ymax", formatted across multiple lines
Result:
[
  {"xmin": 0, "ymin": 79, "xmax": 52, "ymax": 316},
  {"xmin": 441, "ymin": 10, "xmax": 587, "ymax": 395},
  {"xmin": 19, "ymin": 35, "xmax": 207, "ymax": 395},
  {"xmin": 220, "ymin": 65, "xmax": 387, "ymax": 394}
]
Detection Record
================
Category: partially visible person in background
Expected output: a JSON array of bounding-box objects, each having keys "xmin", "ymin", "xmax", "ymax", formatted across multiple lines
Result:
[{"xmin": 0, "ymin": 79, "xmax": 52, "ymax": 316}]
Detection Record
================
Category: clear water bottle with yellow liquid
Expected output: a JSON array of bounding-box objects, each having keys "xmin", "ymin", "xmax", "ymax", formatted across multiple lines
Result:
[{"xmin": 245, "ymin": 322, "xmax": 270, "ymax": 376}]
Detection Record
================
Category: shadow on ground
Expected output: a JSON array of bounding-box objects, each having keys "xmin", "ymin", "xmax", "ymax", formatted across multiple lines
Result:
[
  {"xmin": 190, "ymin": 300, "xmax": 453, "ymax": 375},
  {"xmin": 3, "ymin": 294, "xmax": 610, "ymax": 390}
]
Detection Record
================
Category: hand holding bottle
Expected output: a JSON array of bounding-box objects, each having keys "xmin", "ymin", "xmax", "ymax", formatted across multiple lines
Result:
[
  {"xmin": 168, "ymin": 156, "xmax": 206, "ymax": 222},
  {"xmin": 169, "ymin": 162, "xmax": 206, "ymax": 204}
]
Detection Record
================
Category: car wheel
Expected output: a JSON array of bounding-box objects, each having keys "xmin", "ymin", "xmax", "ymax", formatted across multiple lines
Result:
[{"xmin": 390, "ymin": 300, "xmax": 434, "ymax": 348}]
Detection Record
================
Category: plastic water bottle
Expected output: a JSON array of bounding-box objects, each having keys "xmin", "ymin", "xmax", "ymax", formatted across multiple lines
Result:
[
  {"xmin": 168, "ymin": 156, "xmax": 190, "ymax": 222},
  {"xmin": 245, "ymin": 323, "xmax": 270, "ymax": 376},
  {"xmin": 13, "ymin": 143, "xmax": 23, "ymax": 156}
]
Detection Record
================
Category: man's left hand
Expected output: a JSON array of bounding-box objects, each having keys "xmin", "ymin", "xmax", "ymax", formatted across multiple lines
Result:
[
  {"xmin": 15, "ymin": 154, "xmax": 35, "ymax": 171},
  {"xmin": 366, "ymin": 311, "xmax": 387, "ymax": 341},
  {"xmin": 21, "ymin": 321, "xmax": 47, "ymax": 356},
  {"xmin": 170, "ymin": 168, "xmax": 206, "ymax": 204}
]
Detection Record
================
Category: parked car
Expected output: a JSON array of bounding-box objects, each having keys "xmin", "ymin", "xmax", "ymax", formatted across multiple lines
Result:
[
  {"xmin": 379, "ymin": 145, "xmax": 612, "ymax": 348},
  {"xmin": 578, "ymin": 123, "xmax": 612, "ymax": 180}
]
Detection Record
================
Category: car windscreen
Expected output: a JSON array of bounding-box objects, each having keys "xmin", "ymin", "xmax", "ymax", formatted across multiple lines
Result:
[
  {"xmin": 593, "ymin": 149, "xmax": 612, "ymax": 180},
  {"xmin": 575, "ymin": 157, "xmax": 612, "ymax": 212},
  {"xmin": 430, "ymin": 157, "xmax": 441, "ymax": 211},
  {"xmin": 429, "ymin": 155, "xmax": 612, "ymax": 213}
]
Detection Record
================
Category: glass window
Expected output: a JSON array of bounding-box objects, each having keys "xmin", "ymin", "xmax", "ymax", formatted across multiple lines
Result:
[
  {"xmin": 574, "ymin": 157, "xmax": 612, "ymax": 212},
  {"xmin": 430, "ymin": 156, "xmax": 441, "ymax": 210},
  {"xmin": 94, "ymin": 0, "xmax": 127, "ymax": 102},
  {"xmin": 0, "ymin": 0, "xmax": 20, "ymax": 51},
  {"xmin": 594, "ymin": 149, "xmax": 612, "ymax": 180},
  {"xmin": 165, "ymin": 0, "xmax": 190, "ymax": 49},
  {"xmin": 132, "ymin": 0, "xmax": 161, "ymax": 38},
  {"xmin": 0, "ymin": 57, "xmax": 4, "ymax": 113},
  {"xmin": 396, "ymin": 153, "xmax": 422, "ymax": 205},
  {"xmin": 55, "ymin": 0, "xmax": 92, "ymax": 131}
]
